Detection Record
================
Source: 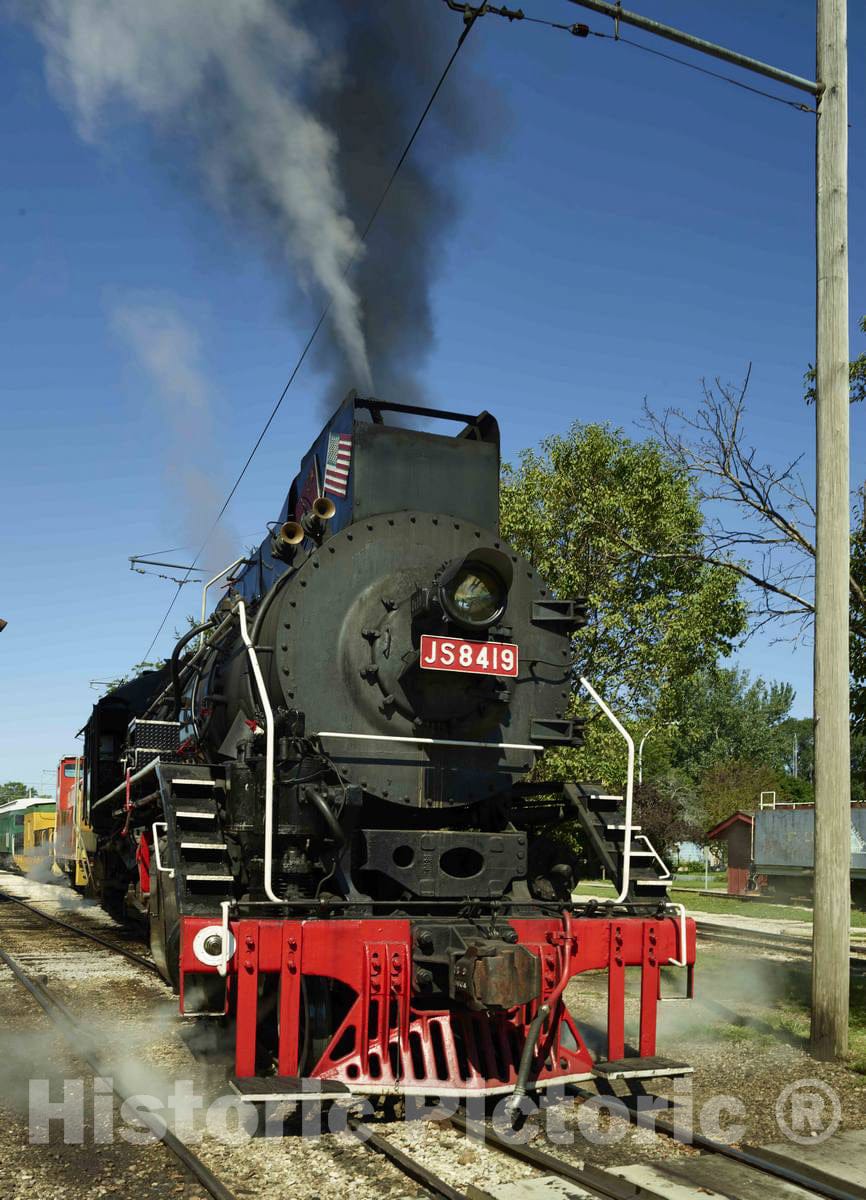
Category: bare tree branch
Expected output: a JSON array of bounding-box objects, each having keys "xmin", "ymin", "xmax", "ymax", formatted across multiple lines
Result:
[{"xmin": 643, "ymin": 373, "xmax": 866, "ymax": 634}]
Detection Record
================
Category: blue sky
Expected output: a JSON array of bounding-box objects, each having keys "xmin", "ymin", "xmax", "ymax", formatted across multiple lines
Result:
[{"xmin": 1, "ymin": 0, "xmax": 864, "ymax": 787}]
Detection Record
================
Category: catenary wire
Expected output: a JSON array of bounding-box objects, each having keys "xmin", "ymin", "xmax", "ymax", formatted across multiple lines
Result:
[{"xmin": 140, "ymin": 10, "xmax": 483, "ymax": 662}]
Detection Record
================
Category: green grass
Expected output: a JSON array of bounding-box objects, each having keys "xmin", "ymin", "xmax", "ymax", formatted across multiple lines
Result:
[
  {"xmin": 672, "ymin": 872, "xmax": 727, "ymax": 889},
  {"xmin": 752, "ymin": 965, "xmax": 866, "ymax": 1074},
  {"xmin": 673, "ymin": 943, "xmax": 866, "ymax": 1074},
  {"xmin": 575, "ymin": 879, "xmax": 866, "ymax": 928}
]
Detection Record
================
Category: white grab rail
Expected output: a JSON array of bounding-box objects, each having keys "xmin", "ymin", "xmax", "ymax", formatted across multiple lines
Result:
[
  {"xmin": 236, "ymin": 599, "xmax": 281, "ymax": 904},
  {"xmin": 200, "ymin": 556, "xmax": 246, "ymax": 646},
  {"xmin": 579, "ymin": 677, "xmax": 635, "ymax": 904},
  {"xmin": 151, "ymin": 821, "xmax": 174, "ymax": 878},
  {"xmin": 666, "ymin": 902, "xmax": 688, "ymax": 967}
]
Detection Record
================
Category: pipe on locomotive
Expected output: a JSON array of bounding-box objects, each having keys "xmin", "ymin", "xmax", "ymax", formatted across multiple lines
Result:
[
  {"xmin": 171, "ymin": 619, "xmax": 215, "ymax": 722},
  {"xmin": 505, "ymin": 909, "xmax": 574, "ymax": 1119}
]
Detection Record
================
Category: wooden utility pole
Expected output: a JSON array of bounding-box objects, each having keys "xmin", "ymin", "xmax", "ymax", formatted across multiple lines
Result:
[
  {"xmin": 811, "ymin": 0, "xmax": 850, "ymax": 1060},
  {"xmin": 562, "ymin": 0, "xmax": 852, "ymax": 1060}
]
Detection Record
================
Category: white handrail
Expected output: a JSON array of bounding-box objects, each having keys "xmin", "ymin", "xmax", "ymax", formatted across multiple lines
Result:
[
  {"xmin": 217, "ymin": 900, "xmax": 232, "ymax": 977},
  {"xmin": 318, "ymin": 731, "xmax": 542, "ymax": 751},
  {"xmin": 636, "ymin": 833, "xmax": 671, "ymax": 882},
  {"xmin": 151, "ymin": 821, "xmax": 174, "ymax": 877},
  {"xmin": 666, "ymin": 902, "xmax": 688, "ymax": 967},
  {"xmin": 91, "ymin": 757, "xmax": 159, "ymax": 813},
  {"xmin": 236, "ymin": 600, "xmax": 281, "ymax": 904},
  {"xmin": 200, "ymin": 556, "xmax": 246, "ymax": 646},
  {"xmin": 579, "ymin": 677, "xmax": 635, "ymax": 904}
]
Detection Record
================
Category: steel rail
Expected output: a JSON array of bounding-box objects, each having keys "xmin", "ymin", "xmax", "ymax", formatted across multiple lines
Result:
[
  {"xmin": 566, "ymin": 1084, "xmax": 864, "ymax": 1200},
  {"xmin": 696, "ymin": 920, "xmax": 866, "ymax": 970},
  {"xmin": 347, "ymin": 1116, "xmax": 473, "ymax": 1200},
  {"xmin": 0, "ymin": 888, "xmax": 160, "ymax": 975},
  {"xmin": 452, "ymin": 1089, "xmax": 863, "ymax": 1200},
  {"xmin": 3, "ymin": 900, "xmax": 476, "ymax": 1200},
  {"xmin": 448, "ymin": 1110, "xmax": 628, "ymax": 1199},
  {"xmin": 0, "ymin": 946, "xmax": 240, "ymax": 1200}
]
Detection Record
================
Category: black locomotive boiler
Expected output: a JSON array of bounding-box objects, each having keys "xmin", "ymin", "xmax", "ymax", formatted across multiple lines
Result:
[{"xmin": 79, "ymin": 394, "xmax": 694, "ymax": 1103}]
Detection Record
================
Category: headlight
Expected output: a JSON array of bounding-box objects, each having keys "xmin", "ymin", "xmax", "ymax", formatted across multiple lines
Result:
[{"xmin": 440, "ymin": 561, "xmax": 507, "ymax": 629}]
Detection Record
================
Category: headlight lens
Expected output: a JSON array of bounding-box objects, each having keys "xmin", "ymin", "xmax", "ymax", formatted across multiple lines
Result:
[{"xmin": 441, "ymin": 562, "xmax": 506, "ymax": 628}]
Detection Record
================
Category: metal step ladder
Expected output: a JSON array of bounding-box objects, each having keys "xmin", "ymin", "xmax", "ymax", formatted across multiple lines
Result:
[
  {"xmin": 154, "ymin": 764, "xmax": 234, "ymax": 916},
  {"xmin": 567, "ymin": 781, "xmax": 672, "ymax": 908}
]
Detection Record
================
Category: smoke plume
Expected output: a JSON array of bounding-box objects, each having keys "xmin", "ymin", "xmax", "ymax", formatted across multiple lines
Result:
[
  {"xmin": 30, "ymin": 0, "xmax": 370, "ymax": 384},
  {"xmin": 27, "ymin": 1, "xmax": 493, "ymax": 404},
  {"xmin": 302, "ymin": 1, "xmax": 494, "ymax": 405}
]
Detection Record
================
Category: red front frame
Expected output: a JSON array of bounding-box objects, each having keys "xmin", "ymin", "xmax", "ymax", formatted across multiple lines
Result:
[{"xmin": 179, "ymin": 914, "xmax": 696, "ymax": 1094}]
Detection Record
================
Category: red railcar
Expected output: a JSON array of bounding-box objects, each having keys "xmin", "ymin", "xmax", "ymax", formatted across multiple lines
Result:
[{"xmin": 54, "ymin": 756, "xmax": 90, "ymax": 888}]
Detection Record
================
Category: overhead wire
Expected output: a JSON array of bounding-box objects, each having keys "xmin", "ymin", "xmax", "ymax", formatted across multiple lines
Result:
[
  {"xmin": 140, "ymin": 8, "xmax": 484, "ymax": 662},
  {"xmin": 142, "ymin": 0, "xmax": 814, "ymax": 660},
  {"xmin": 613, "ymin": 34, "xmax": 818, "ymax": 114},
  {"xmin": 441, "ymin": 1, "xmax": 818, "ymax": 114}
]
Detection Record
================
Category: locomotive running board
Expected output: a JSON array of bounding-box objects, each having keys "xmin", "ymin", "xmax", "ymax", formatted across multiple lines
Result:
[
  {"xmin": 229, "ymin": 1072, "xmax": 596, "ymax": 1104},
  {"xmin": 591, "ymin": 1056, "xmax": 693, "ymax": 1081}
]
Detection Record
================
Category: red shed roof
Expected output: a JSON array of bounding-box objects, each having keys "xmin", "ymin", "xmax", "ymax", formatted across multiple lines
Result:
[{"xmin": 705, "ymin": 810, "xmax": 754, "ymax": 840}]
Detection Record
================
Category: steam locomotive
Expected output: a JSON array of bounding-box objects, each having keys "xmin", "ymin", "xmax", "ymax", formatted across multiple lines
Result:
[{"xmin": 75, "ymin": 394, "xmax": 695, "ymax": 1105}]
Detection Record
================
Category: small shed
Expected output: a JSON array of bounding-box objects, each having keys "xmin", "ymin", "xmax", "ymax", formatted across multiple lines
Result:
[{"xmin": 705, "ymin": 811, "xmax": 754, "ymax": 895}]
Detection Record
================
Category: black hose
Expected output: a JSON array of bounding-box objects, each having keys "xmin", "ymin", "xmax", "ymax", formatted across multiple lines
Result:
[
  {"xmin": 171, "ymin": 620, "xmax": 215, "ymax": 721},
  {"xmin": 304, "ymin": 787, "xmax": 346, "ymax": 847},
  {"xmin": 504, "ymin": 1003, "xmax": 549, "ymax": 1118}
]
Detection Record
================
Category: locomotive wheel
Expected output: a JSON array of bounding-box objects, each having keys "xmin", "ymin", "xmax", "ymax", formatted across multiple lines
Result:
[
  {"xmin": 268, "ymin": 977, "xmax": 334, "ymax": 1075},
  {"xmin": 269, "ymin": 979, "xmax": 333, "ymax": 1075},
  {"xmin": 300, "ymin": 978, "xmax": 334, "ymax": 1072}
]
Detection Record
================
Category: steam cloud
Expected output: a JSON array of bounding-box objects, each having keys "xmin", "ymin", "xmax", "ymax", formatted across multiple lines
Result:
[
  {"xmin": 31, "ymin": 0, "xmax": 370, "ymax": 384},
  {"xmin": 27, "ymin": 1, "xmax": 492, "ymax": 403},
  {"xmin": 111, "ymin": 296, "xmax": 238, "ymax": 569}
]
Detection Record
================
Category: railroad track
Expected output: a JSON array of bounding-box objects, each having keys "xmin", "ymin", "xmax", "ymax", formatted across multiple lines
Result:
[
  {"xmin": 439, "ymin": 1088, "xmax": 866, "ymax": 1200},
  {"xmin": 0, "ymin": 945, "xmax": 242, "ymax": 1200},
  {"xmin": 0, "ymin": 885, "xmax": 159, "ymax": 974},
  {"xmin": 0, "ymin": 934, "xmax": 473, "ymax": 1200},
  {"xmin": 1, "ymin": 883, "xmax": 861, "ymax": 1199},
  {"xmin": 696, "ymin": 918, "xmax": 866, "ymax": 971}
]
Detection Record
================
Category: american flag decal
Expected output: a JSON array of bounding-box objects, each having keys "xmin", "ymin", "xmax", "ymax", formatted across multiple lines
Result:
[{"xmin": 323, "ymin": 432, "xmax": 352, "ymax": 498}]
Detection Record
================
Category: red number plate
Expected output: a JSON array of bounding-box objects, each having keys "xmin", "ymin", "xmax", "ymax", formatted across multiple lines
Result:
[{"xmin": 419, "ymin": 634, "xmax": 518, "ymax": 677}]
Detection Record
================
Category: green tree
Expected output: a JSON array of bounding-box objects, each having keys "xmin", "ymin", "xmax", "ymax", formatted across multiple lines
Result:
[
  {"xmin": 698, "ymin": 760, "xmax": 781, "ymax": 831},
  {"xmin": 501, "ymin": 423, "xmax": 745, "ymax": 712},
  {"xmin": 662, "ymin": 667, "xmax": 796, "ymax": 777},
  {"xmin": 0, "ymin": 782, "xmax": 30, "ymax": 805},
  {"xmin": 853, "ymin": 731, "xmax": 866, "ymax": 804},
  {"xmin": 500, "ymin": 423, "xmax": 746, "ymax": 793},
  {"xmin": 644, "ymin": 667, "xmax": 812, "ymax": 826},
  {"xmin": 633, "ymin": 779, "xmax": 699, "ymax": 861}
]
